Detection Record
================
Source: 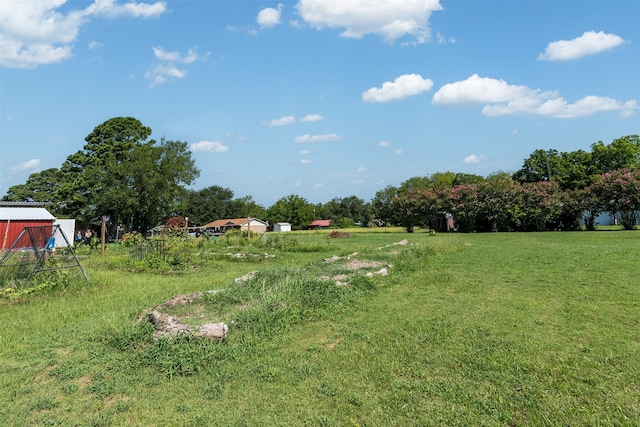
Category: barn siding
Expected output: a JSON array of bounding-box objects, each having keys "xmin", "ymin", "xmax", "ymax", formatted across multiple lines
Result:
[{"xmin": 1, "ymin": 220, "xmax": 54, "ymax": 250}]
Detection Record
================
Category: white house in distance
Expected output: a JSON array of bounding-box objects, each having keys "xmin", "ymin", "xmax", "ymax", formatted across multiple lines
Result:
[
  {"xmin": 273, "ymin": 222, "xmax": 291, "ymax": 232},
  {"xmin": 203, "ymin": 218, "xmax": 268, "ymax": 235}
]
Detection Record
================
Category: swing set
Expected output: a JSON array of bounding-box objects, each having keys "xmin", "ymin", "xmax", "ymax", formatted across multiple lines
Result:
[{"xmin": 0, "ymin": 225, "xmax": 88, "ymax": 288}]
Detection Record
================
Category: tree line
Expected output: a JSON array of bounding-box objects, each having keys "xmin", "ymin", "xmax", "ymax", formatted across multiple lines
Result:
[{"xmin": 2, "ymin": 117, "xmax": 638, "ymax": 232}]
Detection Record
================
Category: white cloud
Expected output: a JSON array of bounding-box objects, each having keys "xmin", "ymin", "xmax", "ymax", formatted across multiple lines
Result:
[
  {"xmin": 0, "ymin": 0, "xmax": 166, "ymax": 68},
  {"xmin": 512, "ymin": 130, "xmax": 518, "ymax": 136},
  {"xmin": 462, "ymin": 154, "xmax": 485, "ymax": 164},
  {"xmin": 363, "ymin": 73, "xmax": 433, "ymax": 103},
  {"xmin": 146, "ymin": 46, "xmax": 207, "ymax": 87},
  {"xmin": 433, "ymin": 74, "xmax": 638, "ymax": 118},
  {"xmin": 356, "ymin": 166, "xmax": 368, "ymax": 173},
  {"xmin": 377, "ymin": 140, "xmax": 391, "ymax": 148},
  {"xmin": 300, "ymin": 158, "xmax": 312, "ymax": 165},
  {"xmin": 512, "ymin": 96, "xmax": 638, "ymax": 119},
  {"xmin": 145, "ymin": 63, "xmax": 186, "ymax": 86},
  {"xmin": 294, "ymin": 133, "xmax": 343, "ymax": 143},
  {"xmin": 300, "ymin": 114, "xmax": 324, "ymax": 122},
  {"xmin": 394, "ymin": 148, "xmax": 405, "ymax": 155},
  {"xmin": 433, "ymin": 74, "xmax": 536, "ymax": 107},
  {"xmin": 189, "ymin": 140, "xmax": 229, "ymax": 153},
  {"xmin": 296, "ymin": 0, "xmax": 443, "ymax": 44},
  {"xmin": 152, "ymin": 46, "xmax": 199, "ymax": 63},
  {"xmin": 264, "ymin": 115, "xmax": 295, "ymax": 126},
  {"xmin": 538, "ymin": 31, "xmax": 625, "ymax": 61},
  {"xmin": 263, "ymin": 114, "xmax": 322, "ymax": 126},
  {"xmin": 12, "ymin": 158, "xmax": 41, "ymax": 171},
  {"xmin": 435, "ymin": 32, "xmax": 455, "ymax": 44},
  {"xmin": 84, "ymin": 0, "xmax": 166, "ymax": 18},
  {"xmin": 257, "ymin": 4, "xmax": 283, "ymax": 28},
  {"xmin": 299, "ymin": 149, "xmax": 311, "ymax": 155}
]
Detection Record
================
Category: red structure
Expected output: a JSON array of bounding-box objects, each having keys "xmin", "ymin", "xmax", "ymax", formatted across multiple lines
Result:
[
  {"xmin": 309, "ymin": 219, "xmax": 332, "ymax": 229},
  {"xmin": 0, "ymin": 207, "xmax": 56, "ymax": 251}
]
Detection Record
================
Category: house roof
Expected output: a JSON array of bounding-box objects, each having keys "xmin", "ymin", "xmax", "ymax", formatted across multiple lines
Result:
[
  {"xmin": 309, "ymin": 219, "xmax": 331, "ymax": 227},
  {"xmin": 203, "ymin": 218, "xmax": 266, "ymax": 228},
  {"xmin": 0, "ymin": 207, "xmax": 56, "ymax": 221},
  {"xmin": 0, "ymin": 201, "xmax": 49, "ymax": 208}
]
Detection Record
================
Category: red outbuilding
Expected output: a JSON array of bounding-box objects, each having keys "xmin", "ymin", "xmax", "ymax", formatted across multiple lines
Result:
[
  {"xmin": 0, "ymin": 206, "xmax": 56, "ymax": 251},
  {"xmin": 309, "ymin": 219, "xmax": 332, "ymax": 229}
]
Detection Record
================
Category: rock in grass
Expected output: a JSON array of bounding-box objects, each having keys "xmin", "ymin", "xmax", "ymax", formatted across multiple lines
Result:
[{"xmin": 148, "ymin": 310, "xmax": 227, "ymax": 341}]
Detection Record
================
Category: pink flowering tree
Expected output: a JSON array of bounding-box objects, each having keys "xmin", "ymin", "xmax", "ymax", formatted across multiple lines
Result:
[
  {"xmin": 475, "ymin": 179, "xmax": 524, "ymax": 231},
  {"xmin": 519, "ymin": 181, "xmax": 565, "ymax": 231},
  {"xmin": 573, "ymin": 187, "xmax": 602, "ymax": 231},
  {"xmin": 446, "ymin": 184, "xmax": 478, "ymax": 232},
  {"xmin": 591, "ymin": 168, "xmax": 640, "ymax": 229},
  {"xmin": 392, "ymin": 188, "xmax": 439, "ymax": 232}
]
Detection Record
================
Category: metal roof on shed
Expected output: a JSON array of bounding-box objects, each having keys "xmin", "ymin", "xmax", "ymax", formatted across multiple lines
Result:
[{"xmin": 0, "ymin": 207, "xmax": 56, "ymax": 221}]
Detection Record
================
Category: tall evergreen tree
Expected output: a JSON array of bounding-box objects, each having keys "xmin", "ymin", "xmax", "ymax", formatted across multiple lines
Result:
[{"xmin": 57, "ymin": 117, "xmax": 199, "ymax": 232}]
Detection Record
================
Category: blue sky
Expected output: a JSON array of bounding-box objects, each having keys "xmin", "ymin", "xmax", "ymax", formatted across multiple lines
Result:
[{"xmin": 1, "ymin": 0, "xmax": 638, "ymax": 207}]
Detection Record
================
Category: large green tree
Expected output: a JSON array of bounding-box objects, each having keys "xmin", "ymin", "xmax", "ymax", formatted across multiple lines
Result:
[
  {"xmin": 58, "ymin": 117, "xmax": 199, "ymax": 232},
  {"xmin": 512, "ymin": 149, "xmax": 561, "ymax": 185},
  {"xmin": 453, "ymin": 173, "xmax": 486, "ymax": 186},
  {"xmin": 591, "ymin": 135, "xmax": 640, "ymax": 175},
  {"xmin": 371, "ymin": 185, "xmax": 399, "ymax": 226},
  {"xmin": 513, "ymin": 135, "xmax": 639, "ymax": 190},
  {"xmin": 230, "ymin": 196, "xmax": 267, "ymax": 221},
  {"xmin": 185, "ymin": 185, "xmax": 236, "ymax": 226},
  {"xmin": 322, "ymin": 196, "xmax": 371, "ymax": 226},
  {"xmin": 183, "ymin": 186, "xmax": 266, "ymax": 227},
  {"xmin": 514, "ymin": 148, "xmax": 595, "ymax": 190},
  {"xmin": 2, "ymin": 168, "xmax": 63, "ymax": 212},
  {"xmin": 266, "ymin": 194, "xmax": 314, "ymax": 229}
]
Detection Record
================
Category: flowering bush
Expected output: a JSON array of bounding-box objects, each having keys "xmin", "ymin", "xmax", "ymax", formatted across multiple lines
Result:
[
  {"xmin": 475, "ymin": 180, "xmax": 523, "ymax": 231},
  {"xmin": 391, "ymin": 188, "xmax": 439, "ymax": 232},
  {"xmin": 447, "ymin": 184, "xmax": 478, "ymax": 232},
  {"xmin": 519, "ymin": 181, "xmax": 564, "ymax": 231},
  {"xmin": 574, "ymin": 188, "xmax": 602, "ymax": 231},
  {"xmin": 121, "ymin": 231, "xmax": 145, "ymax": 247},
  {"xmin": 591, "ymin": 168, "xmax": 640, "ymax": 229}
]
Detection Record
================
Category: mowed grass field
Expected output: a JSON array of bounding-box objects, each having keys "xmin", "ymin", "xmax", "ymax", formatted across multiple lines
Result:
[{"xmin": 0, "ymin": 230, "xmax": 638, "ymax": 426}]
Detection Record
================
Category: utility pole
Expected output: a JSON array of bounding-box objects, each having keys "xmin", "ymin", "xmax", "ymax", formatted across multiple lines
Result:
[{"xmin": 101, "ymin": 215, "xmax": 109, "ymax": 256}]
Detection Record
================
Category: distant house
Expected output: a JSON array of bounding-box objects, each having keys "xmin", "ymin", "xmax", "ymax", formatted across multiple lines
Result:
[
  {"xmin": 0, "ymin": 206, "xmax": 56, "ymax": 250},
  {"xmin": 309, "ymin": 219, "xmax": 331, "ymax": 229},
  {"xmin": 585, "ymin": 211, "xmax": 640, "ymax": 226},
  {"xmin": 273, "ymin": 222, "xmax": 291, "ymax": 232},
  {"xmin": 203, "ymin": 218, "xmax": 268, "ymax": 235}
]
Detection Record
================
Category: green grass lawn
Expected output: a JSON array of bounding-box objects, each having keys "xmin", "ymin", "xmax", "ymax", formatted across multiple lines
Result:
[{"xmin": 1, "ymin": 230, "xmax": 638, "ymax": 426}]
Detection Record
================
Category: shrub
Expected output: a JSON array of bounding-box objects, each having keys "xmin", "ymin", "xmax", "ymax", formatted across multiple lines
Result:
[{"xmin": 591, "ymin": 168, "xmax": 640, "ymax": 230}]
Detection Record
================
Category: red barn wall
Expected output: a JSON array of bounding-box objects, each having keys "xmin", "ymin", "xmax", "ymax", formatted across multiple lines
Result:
[{"xmin": 1, "ymin": 220, "xmax": 54, "ymax": 250}]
